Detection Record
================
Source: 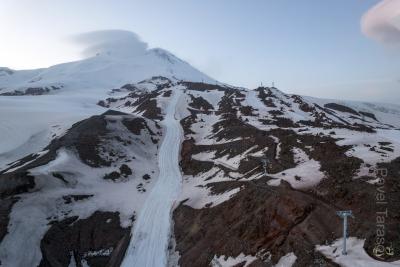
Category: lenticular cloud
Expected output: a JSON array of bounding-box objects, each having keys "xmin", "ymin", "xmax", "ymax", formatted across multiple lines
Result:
[
  {"xmin": 361, "ymin": 0, "xmax": 400, "ymax": 45},
  {"xmin": 73, "ymin": 30, "xmax": 149, "ymax": 58}
]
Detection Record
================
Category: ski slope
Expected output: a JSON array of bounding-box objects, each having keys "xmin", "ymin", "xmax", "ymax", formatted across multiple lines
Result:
[{"xmin": 121, "ymin": 90, "xmax": 183, "ymax": 267}]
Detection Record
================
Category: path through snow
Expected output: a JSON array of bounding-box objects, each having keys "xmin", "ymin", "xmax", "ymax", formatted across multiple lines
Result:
[
  {"xmin": 246, "ymin": 90, "xmax": 266, "ymax": 112},
  {"xmin": 121, "ymin": 90, "xmax": 183, "ymax": 267}
]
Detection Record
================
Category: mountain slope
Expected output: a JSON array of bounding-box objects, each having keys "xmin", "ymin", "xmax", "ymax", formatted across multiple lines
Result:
[
  {"xmin": 0, "ymin": 33, "xmax": 400, "ymax": 267},
  {"xmin": 0, "ymin": 48, "xmax": 213, "ymax": 96},
  {"xmin": 0, "ymin": 42, "xmax": 213, "ymax": 170},
  {"xmin": 98, "ymin": 79, "xmax": 400, "ymax": 266}
]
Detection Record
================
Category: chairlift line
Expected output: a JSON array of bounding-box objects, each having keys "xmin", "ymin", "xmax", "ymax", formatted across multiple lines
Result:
[{"xmin": 261, "ymin": 157, "xmax": 269, "ymax": 176}]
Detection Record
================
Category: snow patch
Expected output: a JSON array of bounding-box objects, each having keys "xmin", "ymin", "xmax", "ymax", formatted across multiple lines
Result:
[
  {"xmin": 274, "ymin": 252, "xmax": 297, "ymax": 267},
  {"xmin": 316, "ymin": 237, "xmax": 400, "ymax": 267},
  {"xmin": 268, "ymin": 148, "xmax": 325, "ymax": 189},
  {"xmin": 211, "ymin": 253, "xmax": 257, "ymax": 267}
]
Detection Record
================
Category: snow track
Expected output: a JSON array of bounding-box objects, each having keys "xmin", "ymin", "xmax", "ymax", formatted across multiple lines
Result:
[
  {"xmin": 121, "ymin": 90, "xmax": 183, "ymax": 267},
  {"xmin": 246, "ymin": 90, "xmax": 266, "ymax": 112}
]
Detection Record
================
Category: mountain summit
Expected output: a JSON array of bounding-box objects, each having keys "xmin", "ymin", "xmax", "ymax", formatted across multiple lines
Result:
[{"xmin": 0, "ymin": 30, "xmax": 214, "ymax": 96}]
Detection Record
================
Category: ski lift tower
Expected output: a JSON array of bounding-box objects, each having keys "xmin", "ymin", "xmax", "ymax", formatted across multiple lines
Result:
[
  {"xmin": 336, "ymin": 210, "xmax": 354, "ymax": 255},
  {"xmin": 261, "ymin": 157, "xmax": 269, "ymax": 176}
]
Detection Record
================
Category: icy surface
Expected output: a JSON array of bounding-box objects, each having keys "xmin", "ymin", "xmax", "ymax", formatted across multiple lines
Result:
[
  {"xmin": 274, "ymin": 252, "xmax": 297, "ymax": 267},
  {"xmin": 0, "ymin": 95, "xmax": 102, "ymax": 169},
  {"xmin": 121, "ymin": 90, "xmax": 183, "ymax": 267},
  {"xmin": 316, "ymin": 237, "xmax": 400, "ymax": 267}
]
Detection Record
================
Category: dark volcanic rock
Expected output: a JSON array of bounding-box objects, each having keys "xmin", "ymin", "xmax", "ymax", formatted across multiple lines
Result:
[
  {"xmin": 119, "ymin": 164, "xmax": 132, "ymax": 177},
  {"xmin": 0, "ymin": 197, "xmax": 18, "ymax": 243},
  {"xmin": 121, "ymin": 83, "xmax": 138, "ymax": 91},
  {"xmin": 58, "ymin": 114, "xmax": 110, "ymax": 167},
  {"xmin": 122, "ymin": 117, "xmax": 155, "ymax": 136},
  {"xmin": 189, "ymin": 95, "xmax": 214, "ymax": 111},
  {"xmin": 174, "ymin": 159, "xmax": 399, "ymax": 266},
  {"xmin": 240, "ymin": 105, "xmax": 255, "ymax": 116},
  {"xmin": 39, "ymin": 211, "xmax": 131, "ymax": 267},
  {"xmin": 363, "ymin": 157, "xmax": 400, "ymax": 262},
  {"xmin": 0, "ymin": 86, "xmax": 62, "ymax": 96},
  {"xmin": 173, "ymin": 180, "xmax": 341, "ymax": 267},
  {"xmin": 300, "ymin": 134, "xmax": 363, "ymax": 181},
  {"xmin": 324, "ymin": 103, "xmax": 359, "ymax": 116},
  {"xmin": 133, "ymin": 91, "xmax": 163, "ymax": 120},
  {"xmin": 103, "ymin": 171, "xmax": 121, "ymax": 181},
  {"xmin": 291, "ymin": 95, "xmax": 315, "ymax": 113},
  {"xmin": 163, "ymin": 90, "xmax": 172, "ymax": 97},
  {"xmin": 0, "ymin": 172, "xmax": 35, "ymax": 198},
  {"xmin": 0, "ymin": 150, "xmax": 60, "ymax": 198},
  {"xmin": 181, "ymin": 81, "xmax": 227, "ymax": 92},
  {"xmin": 180, "ymin": 138, "xmax": 214, "ymax": 176},
  {"xmin": 174, "ymin": 89, "xmax": 381, "ymax": 266},
  {"xmin": 360, "ymin": 111, "xmax": 378, "ymax": 121},
  {"xmin": 62, "ymin": 194, "xmax": 93, "ymax": 204},
  {"xmin": 255, "ymin": 87, "xmax": 286, "ymax": 108}
]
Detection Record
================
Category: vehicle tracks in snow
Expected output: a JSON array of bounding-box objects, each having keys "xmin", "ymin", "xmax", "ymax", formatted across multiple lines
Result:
[{"xmin": 121, "ymin": 90, "xmax": 183, "ymax": 267}]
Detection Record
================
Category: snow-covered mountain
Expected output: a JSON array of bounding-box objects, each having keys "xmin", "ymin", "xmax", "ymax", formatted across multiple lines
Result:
[
  {"xmin": 0, "ymin": 48, "xmax": 213, "ymax": 96},
  {"xmin": 1, "ymin": 32, "xmax": 400, "ymax": 267},
  {"xmin": 0, "ymin": 38, "xmax": 213, "ymax": 170}
]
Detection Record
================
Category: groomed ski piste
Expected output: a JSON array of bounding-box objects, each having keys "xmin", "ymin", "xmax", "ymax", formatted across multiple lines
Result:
[{"xmin": 121, "ymin": 90, "xmax": 183, "ymax": 267}]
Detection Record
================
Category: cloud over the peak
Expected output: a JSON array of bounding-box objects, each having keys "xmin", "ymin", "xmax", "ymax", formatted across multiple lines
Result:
[
  {"xmin": 361, "ymin": 0, "xmax": 400, "ymax": 45},
  {"xmin": 73, "ymin": 30, "xmax": 148, "ymax": 58}
]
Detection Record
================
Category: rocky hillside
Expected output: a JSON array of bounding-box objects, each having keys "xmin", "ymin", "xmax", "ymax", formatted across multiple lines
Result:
[
  {"xmin": 1, "ymin": 76, "xmax": 399, "ymax": 266},
  {"xmin": 0, "ymin": 108, "xmax": 162, "ymax": 266},
  {"xmin": 0, "ymin": 38, "xmax": 399, "ymax": 266}
]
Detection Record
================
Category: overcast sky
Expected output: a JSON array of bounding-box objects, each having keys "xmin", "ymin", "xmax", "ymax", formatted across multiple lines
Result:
[{"xmin": 0, "ymin": 0, "xmax": 399, "ymax": 103}]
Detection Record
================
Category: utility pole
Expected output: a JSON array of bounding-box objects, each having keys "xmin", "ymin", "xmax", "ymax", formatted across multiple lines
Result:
[
  {"xmin": 336, "ymin": 210, "xmax": 354, "ymax": 255},
  {"xmin": 261, "ymin": 157, "xmax": 269, "ymax": 176},
  {"xmin": 272, "ymin": 81, "xmax": 275, "ymax": 88}
]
